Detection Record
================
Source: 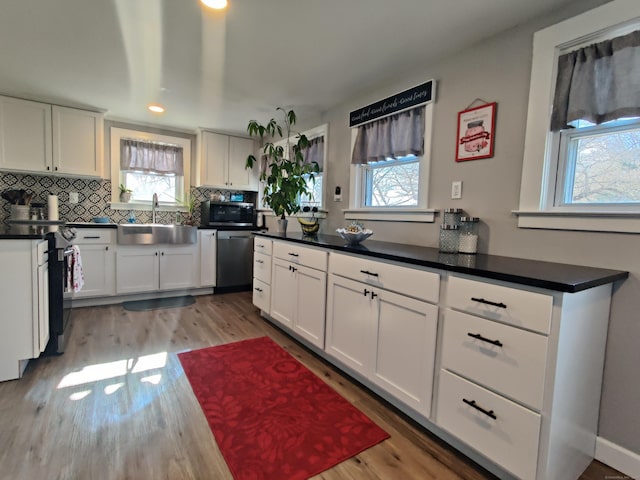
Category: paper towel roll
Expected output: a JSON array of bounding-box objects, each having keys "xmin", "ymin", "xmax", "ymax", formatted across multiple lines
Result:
[{"xmin": 47, "ymin": 194, "xmax": 59, "ymax": 221}]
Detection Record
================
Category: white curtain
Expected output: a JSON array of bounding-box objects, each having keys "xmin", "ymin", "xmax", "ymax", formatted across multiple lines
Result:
[{"xmin": 120, "ymin": 138, "xmax": 184, "ymax": 175}]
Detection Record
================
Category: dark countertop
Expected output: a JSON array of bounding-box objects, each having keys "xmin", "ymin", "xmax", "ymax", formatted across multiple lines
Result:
[
  {"xmin": 67, "ymin": 222, "xmax": 260, "ymax": 231},
  {"xmin": 0, "ymin": 224, "xmax": 59, "ymax": 240},
  {"xmin": 254, "ymin": 232, "xmax": 628, "ymax": 293}
]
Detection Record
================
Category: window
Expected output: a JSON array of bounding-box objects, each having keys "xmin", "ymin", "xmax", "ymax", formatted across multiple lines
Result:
[
  {"xmin": 517, "ymin": 0, "xmax": 640, "ymax": 233},
  {"xmin": 556, "ymin": 118, "xmax": 640, "ymax": 207},
  {"xmin": 110, "ymin": 127, "xmax": 191, "ymax": 209},
  {"xmin": 364, "ymin": 155, "xmax": 419, "ymax": 207},
  {"xmin": 347, "ymin": 103, "xmax": 435, "ymax": 222}
]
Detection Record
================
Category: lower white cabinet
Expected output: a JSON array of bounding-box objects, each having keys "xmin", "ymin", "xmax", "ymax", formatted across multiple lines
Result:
[
  {"xmin": 198, "ymin": 230, "xmax": 217, "ymax": 287},
  {"xmin": 0, "ymin": 239, "xmax": 49, "ymax": 382},
  {"xmin": 325, "ymin": 272, "xmax": 438, "ymax": 417},
  {"xmin": 72, "ymin": 229, "xmax": 116, "ymax": 298},
  {"xmin": 116, "ymin": 245, "xmax": 198, "ymax": 294},
  {"xmin": 268, "ymin": 241, "xmax": 327, "ymax": 349}
]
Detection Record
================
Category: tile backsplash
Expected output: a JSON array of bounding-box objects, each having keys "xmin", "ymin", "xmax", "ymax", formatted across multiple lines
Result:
[{"xmin": 0, "ymin": 172, "xmax": 256, "ymax": 225}]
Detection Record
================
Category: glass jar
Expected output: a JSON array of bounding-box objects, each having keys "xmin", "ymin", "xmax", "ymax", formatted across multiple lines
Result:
[
  {"xmin": 439, "ymin": 224, "xmax": 459, "ymax": 253},
  {"xmin": 458, "ymin": 216, "xmax": 479, "ymax": 254},
  {"xmin": 443, "ymin": 208, "xmax": 463, "ymax": 227}
]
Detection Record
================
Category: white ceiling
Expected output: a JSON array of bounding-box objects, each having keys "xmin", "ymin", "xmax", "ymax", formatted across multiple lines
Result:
[{"xmin": 0, "ymin": 0, "xmax": 579, "ymax": 134}]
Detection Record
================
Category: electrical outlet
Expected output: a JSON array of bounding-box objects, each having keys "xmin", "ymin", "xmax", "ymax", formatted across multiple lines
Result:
[
  {"xmin": 69, "ymin": 192, "xmax": 79, "ymax": 204},
  {"xmin": 451, "ymin": 181, "xmax": 462, "ymax": 199}
]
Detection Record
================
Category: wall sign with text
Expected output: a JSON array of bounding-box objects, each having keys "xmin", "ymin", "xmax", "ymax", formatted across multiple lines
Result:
[{"xmin": 456, "ymin": 102, "xmax": 497, "ymax": 162}]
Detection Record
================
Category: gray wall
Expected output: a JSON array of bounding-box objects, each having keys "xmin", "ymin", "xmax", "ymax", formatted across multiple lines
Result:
[{"xmin": 320, "ymin": 0, "xmax": 639, "ymax": 453}]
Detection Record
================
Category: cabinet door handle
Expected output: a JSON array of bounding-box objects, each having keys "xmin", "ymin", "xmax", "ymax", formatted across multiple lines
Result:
[
  {"xmin": 467, "ymin": 332, "xmax": 503, "ymax": 347},
  {"xmin": 54, "ymin": 166, "xmax": 58, "ymax": 171},
  {"xmin": 254, "ymin": 287, "xmax": 263, "ymax": 292},
  {"xmin": 471, "ymin": 297, "xmax": 507, "ymax": 309},
  {"xmin": 105, "ymin": 246, "xmax": 109, "ymax": 251},
  {"xmin": 155, "ymin": 252, "xmax": 158, "ymax": 256},
  {"xmin": 288, "ymin": 252, "xmax": 299, "ymax": 257},
  {"xmin": 370, "ymin": 291, "xmax": 378, "ymax": 299},
  {"xmin": 46, "ymin": 166, "xmax": 50, "ymax": 171},
  {"xmin": 462, "ymin": 398, "xmax": 497, "ymax": 420},
  {"xmin": 360, "ymin": 269, "xmax": 379, "ymax": 277},
  {"xmin": 363, "ymin": 289, "xmax": 369, "ymax": 296},
  {"xmin": 256, "ymin": 259, "xmax": 264, "ymax": 264},
  {"xmin": 289, "ymin": 265, "xmax": 297, "ymax": 272},
  {"xmin": 161, "ymin": 252, "xmax": 164, "ymax": 256}
]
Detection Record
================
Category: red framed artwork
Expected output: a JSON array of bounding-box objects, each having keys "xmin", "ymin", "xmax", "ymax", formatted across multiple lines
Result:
[{"xmin": 456, "ymin": 102, "xmax": 497, "ymax": 162}]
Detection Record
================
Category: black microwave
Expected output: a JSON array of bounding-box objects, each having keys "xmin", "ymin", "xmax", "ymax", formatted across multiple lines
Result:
[{"xmin": 201, "ymin": 201, "xmax": 255, "ymax": 227}]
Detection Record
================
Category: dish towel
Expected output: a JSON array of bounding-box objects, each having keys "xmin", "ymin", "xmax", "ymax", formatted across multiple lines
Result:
[{"xmin": 70, "ymin": 245, "xmax": 84, "ymax": 293}]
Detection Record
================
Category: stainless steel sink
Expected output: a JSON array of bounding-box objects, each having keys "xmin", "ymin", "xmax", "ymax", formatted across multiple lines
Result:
[{"xmin": 116, "ymin": 224, "xmax": 197, "ymax": 245}]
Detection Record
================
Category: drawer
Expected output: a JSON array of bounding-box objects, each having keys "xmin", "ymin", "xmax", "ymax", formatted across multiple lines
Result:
[
  {"xmin": 36, "ymin": 240, "xmax": 48, "ymax": 260},
  {"xmin": 74, "ymin": 229, "xmax": 115, "ymax": 244},
  {"xmin": 254, "ymin": 237, "xmax": 272, "ymax": 255},
  {"xmin": 329, "ymin": 252, "xmax": 439, "ymax": 304},
  {"xmin": 252, "ymin": 278, "xmax": 271, "ymax": 313},
  {"xmin": 253, "ymin": 252, "xmax": 272, "ymax": 284},
  {"xmin": 442, "ymin": 309, "xmax": 548, "ymax": 411},
  {"xmin": 446, "ymin": 275, "xmax": 553, "ymax": 334},
  {"xmin": 273, "ymin": 241, "xmax": 327, "ymax": 271},
  {"xmin": 436, "ymin": 370, "xmax": 541, "ymax": 480}
]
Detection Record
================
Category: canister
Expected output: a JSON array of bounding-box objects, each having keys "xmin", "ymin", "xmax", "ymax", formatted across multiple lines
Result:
[
  {"xmin": 443, "ymin": 208, "xmax": 463, "ymax": 227},
  {"xmin": 458, "ymin": 216, "xmax": 479, "ymax": 254},
  {"xmin": 439, "ymin": 224, "xmax": 459, "ymax": 253}
]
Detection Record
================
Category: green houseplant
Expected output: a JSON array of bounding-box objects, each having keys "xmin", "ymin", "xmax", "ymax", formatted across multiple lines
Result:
[
  {"xmin": 245, "ymin": 108, "xmax": 319, "ymax": 233},
  {"xmin": 119, "ymin": 184, "xmax": 132, "ymax": 203}
]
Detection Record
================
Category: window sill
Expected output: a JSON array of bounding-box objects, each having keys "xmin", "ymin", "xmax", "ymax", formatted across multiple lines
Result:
[
  {"xmin": 514, "ymin": 210, "xmax": 640, "ymax": 233},
  {"xmin": 257, "ymin": 209, "xmax": 328, "ymax": 219},
  {"xmin": 110, "ymin": 202, "xmax": 188, "ymax": 212},
  {"xmin": 343, "ymin": 208, "xmax": 437, "ymax": 223}
]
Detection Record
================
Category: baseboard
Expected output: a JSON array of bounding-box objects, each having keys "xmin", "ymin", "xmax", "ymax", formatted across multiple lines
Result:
[{"xmin": 595, "ymin": 437, "xmax": 640, "ymax": 479}]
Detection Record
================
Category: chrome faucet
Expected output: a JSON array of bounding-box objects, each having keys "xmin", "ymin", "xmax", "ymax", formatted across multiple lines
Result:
[{"xmin": 152, "ymin": 193, "xmax": 159, "ymax": 223}]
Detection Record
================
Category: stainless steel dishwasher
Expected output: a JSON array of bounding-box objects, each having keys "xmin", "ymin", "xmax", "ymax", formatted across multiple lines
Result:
[{"xmin": 216, "ymin": 230, "xmax": 254, "ymax": 287}]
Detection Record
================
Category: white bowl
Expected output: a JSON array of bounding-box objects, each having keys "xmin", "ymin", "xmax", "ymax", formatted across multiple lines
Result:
[{"xmin": 336, "ymin": 228, "xmax": 373, "ymax": 244}]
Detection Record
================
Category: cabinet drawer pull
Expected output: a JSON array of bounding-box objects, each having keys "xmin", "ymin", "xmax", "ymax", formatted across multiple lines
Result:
[
  {"xmin": 254, "ymin": 287, "xmax": 263, "ymax": 292},
  {"xmin": 462, "ymin": 398, "xmax": 497, "ymax": 420},
  {"xmin": 467, "ymin": 332, "xmax": 503, "ymax": 347},
  {"xmin": 83, "ymin": 236, "xmax": 100, "ymax": 239},
  {"xmin": 256, "ymin": 259, "xmax": 264, "ymax": 264},
  {"xmin": 256, "ymin": 244, "xmax": 264, "ymax": 248},
  {"xmin": 471, "ymin": 297, "xmax": 507, "ymax": 309},
  {"xmin": 360, "ymin": 269, "xmax": 379, "ymax": 277},
  {"xmin": 288, "ymin": 252, "xmax": 299, "ymax": 257}
]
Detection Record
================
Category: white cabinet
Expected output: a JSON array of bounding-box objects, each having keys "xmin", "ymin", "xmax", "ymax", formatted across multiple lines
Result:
[
  {"xmin": 0, "ymin": 239, "xmax": 49, "ymax": 382},
  {"xmin": 269, "ymin": 241, "xmax": 327, "ymax": 348},
  {"xmin": 199, "ymin": 230, "xmax": 217, "ymax": 287},
  {"xmin": 0, "ymin": 95, "xmax": 104, "ymax": 177},
  {"xmin": 436, "ymin": 273, "xmax": 613, "ymax": 480},
  {"xmin": 72, "ymin": 229, "xmax": 115, "ymax": 299},
  {"xmin": 195, "ymin": 130, "xmax": 258, "ymax": 190},
  {"xmin": 116, "ymin": 244, "xmax": 198, "ymax": 294},
  {"xmin": 326, "ymin": 253, "xmax": 439, "ymax": 417},
  {"xmin": 252, "ymin": 237, "xmax": 272, "ymax": 313}
]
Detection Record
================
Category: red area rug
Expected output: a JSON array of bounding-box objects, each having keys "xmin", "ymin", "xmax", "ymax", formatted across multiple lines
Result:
[{"xmin": 178, "ymin": 336, "xmax": 390, "ymax": 480}]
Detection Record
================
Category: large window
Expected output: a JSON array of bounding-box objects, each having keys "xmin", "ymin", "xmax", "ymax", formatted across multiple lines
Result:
[
  {"xmin": 347, "ymin": 103, "xmax": 435, "ymax": 222},
  {"xmin": 110, "ymin": 128, "xmax": 191, "ymax": 208},
  {"xmin": 517, "ymin": 0, "xmax": 640, "ymax": 232}
]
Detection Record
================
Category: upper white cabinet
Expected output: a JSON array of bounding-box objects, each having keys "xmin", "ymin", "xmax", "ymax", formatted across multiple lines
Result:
[
  {"xmin": 0, "ymin": 95, "xmax": 104, "ymax": 178},
  {"xmin": 195, "ymin": 130, "xmax": 258, "ymax": 191}
]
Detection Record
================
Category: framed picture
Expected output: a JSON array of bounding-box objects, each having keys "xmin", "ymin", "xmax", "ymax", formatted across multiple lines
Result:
[{"xmin": 456, "ymin": 102, "xmax": 497, "ymax": 162}]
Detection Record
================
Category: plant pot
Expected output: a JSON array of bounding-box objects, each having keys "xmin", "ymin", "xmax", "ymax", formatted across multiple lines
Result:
[
  {"xmin": 277, "ymin": 218, "xmax": 288, "ymax": 233},
  {"xmin": 120, "ymin": 192, "xmax": 132, "ymax": 203}
]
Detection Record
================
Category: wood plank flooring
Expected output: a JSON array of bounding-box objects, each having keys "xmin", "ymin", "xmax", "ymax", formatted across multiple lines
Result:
[{"xmin": 0, "ymin": 292, "xmax": 627, "ymax": 480}]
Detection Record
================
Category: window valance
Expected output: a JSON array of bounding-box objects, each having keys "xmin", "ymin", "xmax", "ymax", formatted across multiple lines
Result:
[{"xmin": 120, "ymin": 138, "xmax": 184, "ymax": 175}]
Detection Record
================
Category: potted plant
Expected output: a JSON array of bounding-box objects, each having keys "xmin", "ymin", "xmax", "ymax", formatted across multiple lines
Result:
[
  {"xmin": 245, "ymin": 108, "xmax": 319, "ymax": 233},
  {"xmin": 180, "ymin": 192, "xmax": 197, "ymax": 225},
  {"xmin": 119, "ymin": 184, "xmax": 132, "ymax": 203}
]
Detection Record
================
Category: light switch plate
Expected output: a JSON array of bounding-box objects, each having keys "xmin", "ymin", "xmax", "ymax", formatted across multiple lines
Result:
[{"xmin": 451, "ymin": 181, "xmax": 462, "ymax": 199}]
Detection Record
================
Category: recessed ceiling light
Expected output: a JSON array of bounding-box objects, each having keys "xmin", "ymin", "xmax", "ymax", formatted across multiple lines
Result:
[
  {"xmin": 148, "ymin": 104, "xmax": 165, "ymax": 114},
  {"xmin": 201, "ymin": 0, "xmax": 227, "ymax": 9}
]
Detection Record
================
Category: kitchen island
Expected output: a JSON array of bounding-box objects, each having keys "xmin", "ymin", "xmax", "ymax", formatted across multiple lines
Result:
[{"xmin": 252, "ymin": 231, "xmax": 628, "ymax": 480}]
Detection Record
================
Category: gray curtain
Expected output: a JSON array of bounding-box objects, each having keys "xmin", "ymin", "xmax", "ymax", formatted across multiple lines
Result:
[
  {"xmin": 120, "ymin": 138, "xmax": 184, "ymax": 175},
  {"xmin": 351, "ymin": 106, "xmax": 425, "ymax": 164},
  {"xmin": 303, "ymin": 136, "xmax": 324, "ymax": 171},
  {"xmin": 551, "ymin": 30, "xmax": 640, "ymax": 131}
]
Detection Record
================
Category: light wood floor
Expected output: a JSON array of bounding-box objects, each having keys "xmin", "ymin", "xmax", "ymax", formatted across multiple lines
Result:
[{"xmin": 0, "ymin": 292, "xmax": 626, "ymax": 480}]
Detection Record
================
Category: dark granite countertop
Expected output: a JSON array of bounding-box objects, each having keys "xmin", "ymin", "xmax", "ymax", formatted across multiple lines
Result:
[
  {"xmin": 254, "ymin": 231, "xmax": 628, "ymax": 293},
  {"xmin": 67, "ymin": 222, "xmax": 260, "ymax": 232},
  {"xmin": 0, "ymin": 224, "xmax": 58, "ymax": 240}
]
